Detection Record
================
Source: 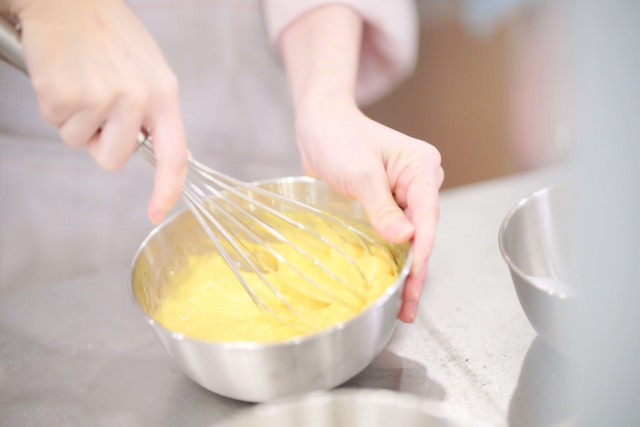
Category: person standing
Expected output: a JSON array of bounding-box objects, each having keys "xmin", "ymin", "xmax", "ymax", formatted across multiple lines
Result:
[{"xmin": 0, "ymin": 0, "xmax": 443, "ymax": 322}]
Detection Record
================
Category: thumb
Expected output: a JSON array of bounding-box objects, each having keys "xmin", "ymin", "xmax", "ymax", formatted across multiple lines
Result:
[
  {"xmin": 355, "ymin": 171, "xmax": 415, "ymax": 244},
  {"xmin": 299, "ymin": 150, "xmax": 318, "ymax": 178}
]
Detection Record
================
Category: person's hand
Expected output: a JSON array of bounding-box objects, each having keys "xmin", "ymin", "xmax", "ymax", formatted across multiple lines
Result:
[
  {"xmin": 13, "ymin": 0, "xmax": 187, "ymax": 223},
  {"xmin": 295, "ymin": 97, "xmax": 444, "ymax": 323}
]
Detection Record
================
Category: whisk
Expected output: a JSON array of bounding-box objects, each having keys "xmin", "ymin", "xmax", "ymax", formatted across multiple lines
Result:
[
  {"xmin": 137, "ymin": 131, "xmax": 398, "ymax": 331},
  {"xmin": 0, "ymin": 15, "xmax": 397, "ymax": 332}
]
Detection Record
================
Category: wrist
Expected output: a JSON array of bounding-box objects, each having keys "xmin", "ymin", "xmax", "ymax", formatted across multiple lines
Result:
[
  {"xmin": 294, "ymin": 91, "xmax": 364, "ymax": 143},
  {"xmin": 295, "ymin": 88, "xmax": 357, "ymax": 120}
]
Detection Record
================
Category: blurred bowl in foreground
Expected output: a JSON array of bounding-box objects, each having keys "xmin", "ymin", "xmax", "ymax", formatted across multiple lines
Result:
[
  {"xmin": 499, "ymin": 184, "xmax": 577, "ymax": 356},
  {"xmin": 215, "ymin": 389, "xmax": 485, "ymax": 427},
  {"xmin": 131, "ymin": 177, "xmax": 412, "ymax": 402}
]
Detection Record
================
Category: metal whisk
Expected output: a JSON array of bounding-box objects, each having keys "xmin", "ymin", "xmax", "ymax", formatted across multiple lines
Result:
[
  {"xmin": 0, "ymin": 15, "xmax": 396, "ymax": 332},
  {"xmin": 136, "ymin": 132, "xmax": 395, "ymax": 332}
]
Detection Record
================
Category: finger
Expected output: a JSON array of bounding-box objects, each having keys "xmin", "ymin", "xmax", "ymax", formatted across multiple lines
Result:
[
  {"xmin": 85, "ymin": 98, "xmax": 143, "ymax": 171},
  {"xmin": 58, "ymin": 105, "xmax": 109, "ymax": 148},
  {"xmin": 398, "ymin": 258, "xmax": 428, "ymax": 323},
  {"xmin": 399, "ymin": 301, "xmax": 418, "ymax": 323},
  {"xmin": 145, "ymin": 107, "xmax": 187, "ymax": 224},
  {"xmin": 403, "ymin": 262, "xmax": 429, "ymax": 304},
  {"xmin": 33, "ymin": 79, "xmax": 79, "ymax": 128},
  {"xmin": 406, "ymin": 174, "xmax": 440, "ymax": 273},
  {"xmin": 355, "ymin": 168, "xmax": 415, "ymax": 244},
  {"xmin": 398, "ymin": 162, "xmax": 441, "ymax": 322}
]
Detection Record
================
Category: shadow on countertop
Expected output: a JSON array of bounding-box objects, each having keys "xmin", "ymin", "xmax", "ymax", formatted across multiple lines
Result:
[
  {"xmin": 508, "ymin": 337, "xmax": 574, "ymax": 427},
  {"xmin": 340, "ymin": 348, "xmax": 447, "ymax": 400}
]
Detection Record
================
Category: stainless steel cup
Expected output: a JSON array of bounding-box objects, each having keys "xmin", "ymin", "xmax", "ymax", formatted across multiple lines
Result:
[
  {"xmin": 131, "ymin": 177, "xmax": 412, "ymax": 402},
  {"xmin": 499, "ymin": 184, "xmax": 577, "ymax": 355}
]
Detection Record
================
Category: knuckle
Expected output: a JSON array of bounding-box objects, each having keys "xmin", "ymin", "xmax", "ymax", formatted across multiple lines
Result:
[
  {"xmin": 38, "ymin": 102, "xmax": 60, "ymax": 126},
  {"xmin": 58, "ymin": 127, "xmax": 83, "ymax": 148},
  {"xmin": 404, "ymin": 143, "xmax": 442, "ymax": 184},
  {"xmin": 120, "ymin": 81, "xmax": 148, "ymax": 112},
  {"xmin": 52, "ymin": 86, "xmax": 82, "ymax": 109},
  {"xmin": 34, "ymin": 84, "xmax": 81, "ymax": 126},
  {"xmin": 157, "ymin": 71, "xmax": 180, "ymax": 100},
  {"xmin": 83, "ymin": 86, "xmax": 110, "ymax": 110},
  {"xmin": 372, "ymin": 202, "xmax": 399, "ymax": 222},
  {"xmin": 418, "ymin": 143, "xmax": 441, "ymax": 166}
]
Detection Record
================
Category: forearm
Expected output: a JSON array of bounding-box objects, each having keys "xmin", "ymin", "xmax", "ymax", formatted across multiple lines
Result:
[{"xmin": 279, "ymin": 4, "xmax": 362, "ymax": 112}]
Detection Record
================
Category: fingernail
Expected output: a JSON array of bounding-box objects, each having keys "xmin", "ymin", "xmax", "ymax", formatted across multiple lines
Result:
[
  {"xmin": 411, "ymin": 279, "xmax": 425, "ymax": 302},
  {"xmin": 407, "ymin": 302, "xmax": 419, "ymax": 322},
  {"xmin": 150, "ymin": 210, "xmax": 166, "ymax": 225},
  {"xmin": 396, "ymin": 221, "xmax": 415, "ymax": 242}
]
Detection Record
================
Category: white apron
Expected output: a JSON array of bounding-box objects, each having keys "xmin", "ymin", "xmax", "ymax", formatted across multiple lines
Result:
[{"xmin": 0, "ymin": 0, "xmax": 301, "ymax": 290}]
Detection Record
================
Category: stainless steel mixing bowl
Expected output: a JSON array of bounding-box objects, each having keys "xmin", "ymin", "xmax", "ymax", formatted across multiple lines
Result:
[
  {"xmin": 215, "ymin": 389, "xmax": 479, "ymax": 427},
  {"xmin": 130, "ymin": 177, "xmax": 412, "ymax": 402},
  {"xmin": 499, "ymin": 184, "xmax": 577, "ymax": 356}
]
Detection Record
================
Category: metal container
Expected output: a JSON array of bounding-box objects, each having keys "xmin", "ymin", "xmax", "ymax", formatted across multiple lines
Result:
[
  {"xmin": 131, "ymin": 177, "xmax": 412, "ymax": 402},
  {"xmin": 499, "ymin": 184, "xmax": 577, "ymax": 356},
  {"xmin": 215, "ymin": 389, "xmax": 479, "ymax": 427}
]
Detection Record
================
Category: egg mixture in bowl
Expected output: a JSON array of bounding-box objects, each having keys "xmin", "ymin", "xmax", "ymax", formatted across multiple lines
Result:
[
  {"xmin": 153, "ymin": 212, "xmax": 400, "ymax": 342},
  {"xmin": 131, "ymin": 177, "xmax": 412, "ymax": 401}
]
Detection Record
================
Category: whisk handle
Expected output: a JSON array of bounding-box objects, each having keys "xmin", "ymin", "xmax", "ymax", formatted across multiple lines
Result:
[{"xmin": 0, "ymin": 15, "xmax": 26, "ymax": 73}]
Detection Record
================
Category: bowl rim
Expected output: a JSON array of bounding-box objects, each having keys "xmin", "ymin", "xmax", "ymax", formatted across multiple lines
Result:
[
  {"xmin": 129, "ymin": 176, "xmax": 414, "ymax": 350},
  {"xmin": 497, "ymin": 183, "xmax": 575, "ymax": 299}
]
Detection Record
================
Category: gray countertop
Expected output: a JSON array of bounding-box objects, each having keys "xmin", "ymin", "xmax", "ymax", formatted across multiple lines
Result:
[{"xmin": 0, "ymin": 168, "xmax": 571, "ymax": 427}]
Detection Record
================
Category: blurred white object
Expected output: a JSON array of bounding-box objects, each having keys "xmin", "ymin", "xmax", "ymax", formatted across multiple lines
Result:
[
  {"xmin": 264, "ymin": 0, "xmax": 419, "ymax": 106},
  {"xmin": 572, "ymin": 0, "xmax": 640, "ymax": 425},
  {"xmin": 458, "ymin": 0, "xmax": 539, "ymax": 37},
  {"xmin": 215, "ymin": 389, "xmax": 490, "ymax": 427},
  {"xmin": 416, "ymin": 0, "xmax": 542, "ymax": 37},
  {"xmin": 507, "ymin": 0, "xmax": 574, "ymax": 171}
]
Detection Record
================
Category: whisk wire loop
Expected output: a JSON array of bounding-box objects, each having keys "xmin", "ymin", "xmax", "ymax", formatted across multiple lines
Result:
[
  {"xmin": 183, "ymin": 187, "xmax": 314, "ymax": 332},
  {"xmin": 136, "ymin": 133, "xmax": 393, "ymax": 333},
  {"xmin": 184, "ymin": 178, "xmax": 366, "ymax": 309},
  {"xmin": 188, "ymin": 161, "xmax": 372, "ymax": 286}
]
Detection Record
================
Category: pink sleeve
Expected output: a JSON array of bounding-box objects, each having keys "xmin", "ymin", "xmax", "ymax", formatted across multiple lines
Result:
[{"xmin": 263, "ymin": 0, "xmax": 419, "ymax": 105}]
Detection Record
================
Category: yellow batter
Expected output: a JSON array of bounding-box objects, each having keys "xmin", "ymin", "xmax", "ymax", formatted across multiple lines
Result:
[{"xmin": 153, "ymin": 217, "xmax": 399, "ymax": 343}]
